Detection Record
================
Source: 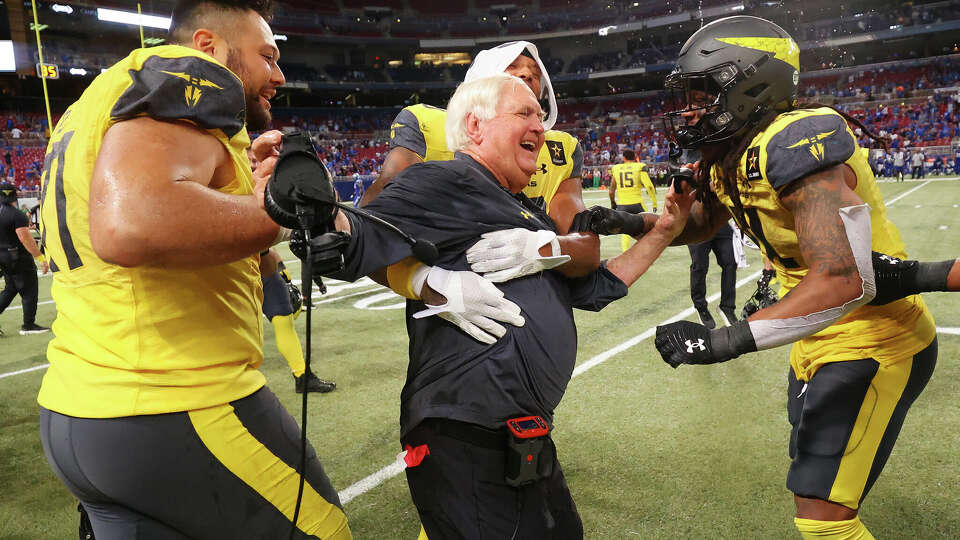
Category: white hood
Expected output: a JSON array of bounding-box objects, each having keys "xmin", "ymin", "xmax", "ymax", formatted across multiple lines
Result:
[{"xmin": 463, "ymin": 41, "xmax": 557, "ymax": 131}]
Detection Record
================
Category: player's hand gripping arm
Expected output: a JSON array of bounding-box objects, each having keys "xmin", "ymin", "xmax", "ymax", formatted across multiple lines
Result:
[
  {"xmin": 465, "ymin": 178, "xmax": 600, "ymax": 282},
  {"xmin": 90, "ymin": 119, "xmax": 281, "ymax": 267},
  {"xmin": 656, "ymin": 164, "xmax": 876, "ymax": 367}
]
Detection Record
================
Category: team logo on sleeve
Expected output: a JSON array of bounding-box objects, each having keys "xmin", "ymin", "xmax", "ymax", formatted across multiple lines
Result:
[
  {"xmin": 160, "ymin": 71, "xmax": 224, "ymax": 108},
  {"xmin": 746, "ymin": 146, "xmax": 762, "ymax": 181},
  {"xmin": 785, "ymin": 130, "xmax": 837, "ymax": 162},
  {"xmin": 545, "ymin": 140, "xmax": 566, "ymax": 166}
]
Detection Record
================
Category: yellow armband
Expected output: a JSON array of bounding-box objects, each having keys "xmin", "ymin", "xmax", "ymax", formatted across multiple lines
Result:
[{"xmin": 386, "ymin": 258, "xmax": 425, "ymax": 300}]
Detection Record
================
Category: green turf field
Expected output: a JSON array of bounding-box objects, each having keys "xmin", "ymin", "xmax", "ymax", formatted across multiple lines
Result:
[{"xmin": 2, "ymin": 178, "xmax": 958, "ymax": 539}]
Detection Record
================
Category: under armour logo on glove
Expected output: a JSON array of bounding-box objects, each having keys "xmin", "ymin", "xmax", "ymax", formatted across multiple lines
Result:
[
  {"xmin": 685, "ymin": 338, "xmax": 706, "ymax": 353},
  {"xmin": 878, "ymin": 254, "xmax": 900, "ymax": 264},
  {"xmin": 654, "ymin": 320, "xmax": 748, "ymax": 368}
]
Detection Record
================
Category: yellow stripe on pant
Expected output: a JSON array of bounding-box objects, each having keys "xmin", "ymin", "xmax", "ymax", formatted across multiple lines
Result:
[
  {"xmin": 189, "ymin": 404, "xmax": 351, "ymax": 539},
  {"xmin": 827, "ymin": 357, "xmax": 913, "ymax": 510}
]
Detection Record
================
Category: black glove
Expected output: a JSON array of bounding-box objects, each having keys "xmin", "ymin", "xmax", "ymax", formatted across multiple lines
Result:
[
  {"xmin": 611, "ymin": 201, "xmax": 618, "ymax": 210},
  {"xmin": 655, "ymin": 320, "xmax": 757, "ymax": 368},
  {"xmin": 569, "ymin": 206, "xmax": 647, "ymax": 236},
  {"xmin": 869, "ymin": 251, "xmax": 955, "ymax": 305}
]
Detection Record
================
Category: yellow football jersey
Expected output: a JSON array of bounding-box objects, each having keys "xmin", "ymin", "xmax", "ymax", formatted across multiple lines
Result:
[
  {"xmin": 610, "ymin": 161, "xmax": 657, "ymax": 208},
  {"xmin": 37, "ymin": 45, "xmax": 266, "ymax": 417},
  {"xmin": 390, "ymin": 105, "xmax": 583, "ymax": 213},
  {"xmin": 712, "ymin": 107, "xmax": 935, "ymax": 380}
]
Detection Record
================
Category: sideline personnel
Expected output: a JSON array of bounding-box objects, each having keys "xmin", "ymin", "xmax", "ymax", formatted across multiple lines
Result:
[
  {"xmin": 0, "ymin": 182, "xmax": 49, "ymax": 335},
  {"xmin": 36, "ymin": 1, "xmax": 350, "ymax": 538},
  {"xmin": 313, "ymin": 73, "xmax": 694, "ymax": 539}
]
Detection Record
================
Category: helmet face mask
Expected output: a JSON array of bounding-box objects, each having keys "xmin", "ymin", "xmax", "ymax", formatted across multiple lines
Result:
[{"xmin": 664, "ymin": 63, "xmax": 746, "ymax": 149}]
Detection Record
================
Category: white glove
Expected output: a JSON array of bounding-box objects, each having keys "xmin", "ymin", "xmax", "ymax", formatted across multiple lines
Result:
[
  {"xmin": 465, "ymin": 229, "xmax": 571, "ymax": 283},
  {"xmin": 412, "ymin": 267, "xmax": 525, "ymax": 345}
]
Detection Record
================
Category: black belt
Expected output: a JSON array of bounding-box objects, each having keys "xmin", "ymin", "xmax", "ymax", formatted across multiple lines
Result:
[{"xmin": 422, "ymin": 418, "xmax": 505, "ymax": 451}]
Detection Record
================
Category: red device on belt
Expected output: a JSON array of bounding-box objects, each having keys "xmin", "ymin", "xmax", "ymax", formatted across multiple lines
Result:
[{"xmin": 506, "ymin": 416, "xmax": 549, "ymax": 439}]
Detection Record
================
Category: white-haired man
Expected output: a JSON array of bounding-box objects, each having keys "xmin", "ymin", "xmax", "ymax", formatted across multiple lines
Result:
[
  {"xmin": 362, "ymin": 41, "xmax": 600, "ymax": 294},
  {"xmin": 314, "ymin": 74, "xmax": 695, "ymax": 539}
]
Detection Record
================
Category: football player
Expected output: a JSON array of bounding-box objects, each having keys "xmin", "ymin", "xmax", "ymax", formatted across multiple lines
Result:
[
  {"xmin": 35, "ymin": 1, "xmax": 350, "ymax": 537},
  {"xmin": 608, "ymin": 148, "xmax": 657, "ymax": 251},
  {"xmin": 650, "ymin": 15, "xmax": 946, "ymax": 539}
]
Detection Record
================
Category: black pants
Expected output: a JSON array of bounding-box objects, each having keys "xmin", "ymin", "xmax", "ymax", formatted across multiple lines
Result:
[
  {"xmin": 0, "ymin": 249, "xmax": 39, "ymax": 326},
  {"xmin": 402, "ymin": 419, "xmax": 583, "ymax": 540},
  {"xmin": 40, "ymin": 387, "xmax": 349, "ymax": 540},
  {"xmin": 911, "ymin": 165, "xmax": 923, "ymax": 179},
  {"xmin": 687, "ymin": 223, "xmax": 736, "ymax": 312}
]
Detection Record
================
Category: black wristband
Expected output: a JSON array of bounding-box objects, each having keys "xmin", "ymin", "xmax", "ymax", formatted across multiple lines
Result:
[
  {"xmin": 615, "ymin": 210, "xmax": 647, "ymax": 237},
  {"xmin": 911, "ymin": 259, "xmax": 955, "ymax": 294},
  {"xmin": 709, "ymin": 320, "xmax": 758, "ymax": 360}
]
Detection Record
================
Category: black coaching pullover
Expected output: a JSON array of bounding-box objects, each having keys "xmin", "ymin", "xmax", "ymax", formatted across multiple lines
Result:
[{"xmin": 331, "ymin": 153, "xmax": 627, "ymax": 435}]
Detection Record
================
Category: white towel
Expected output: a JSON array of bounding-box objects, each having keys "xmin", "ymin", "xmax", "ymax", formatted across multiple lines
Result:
[{"xmin": 464, "ymin": 41, "xmax": 558, "ymax": 131}]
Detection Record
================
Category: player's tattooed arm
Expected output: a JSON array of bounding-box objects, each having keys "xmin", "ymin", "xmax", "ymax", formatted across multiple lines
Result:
[{"xmin": 750, "ymin": 164, "xmax": 868, "ymax": 321}]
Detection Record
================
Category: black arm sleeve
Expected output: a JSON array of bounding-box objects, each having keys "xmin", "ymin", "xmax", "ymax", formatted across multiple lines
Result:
[{"xmin": 566, "ymin": 262, "xmax": 629, "ymax": 312}]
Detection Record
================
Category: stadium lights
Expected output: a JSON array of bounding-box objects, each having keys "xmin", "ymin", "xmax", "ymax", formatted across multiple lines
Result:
[
  {"xmin": 69, "ymin": 68, "xmax": 88, "ymax": 76},
  {"xmin": 599, "ymin": 25, "xmax": 617, "ymax": 36},
  {"xmin": 731, "ymin": 4, "xmax": 745, "ymax": 11},
  {"xmin": 273, "ymin": 34, "xmax": 288, "ymax": 41},
  {"xmin": 51, "ymin": 4, "xmax": 74, "ymax": 14},
  {"xmin": 97, "ymin": 8, "xmax": 171, "ymax": 30}
]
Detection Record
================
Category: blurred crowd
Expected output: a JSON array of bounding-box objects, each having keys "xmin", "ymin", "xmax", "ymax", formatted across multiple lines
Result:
[{"xmin": 5, "ymin": 56, "xmax": 960, "ymax": 188}]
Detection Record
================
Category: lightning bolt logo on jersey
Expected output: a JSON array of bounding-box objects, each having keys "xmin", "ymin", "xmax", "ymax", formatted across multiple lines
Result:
[
  {"xmin": 710, "ymin": 107, "xmax": 935, "ymax": 381},
  {"xmin": 785, "ymin": 129, "xmax": 837, "ymax": 162},
  {"xmin": 160, "ymin": 70, "xmax": 226, "ymax": 108},
  {"xmin": 389, "ymin": 104, "xmax": 583, "ymax": 212}
]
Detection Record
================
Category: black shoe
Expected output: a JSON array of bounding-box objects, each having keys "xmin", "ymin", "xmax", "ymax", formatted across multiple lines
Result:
[
  {"xmin": 719, "ymin": 307, "xmax": 738, "ymax": 326},
  {"xmin": 295, "ymin": 373, "xmax": 336, "ymax": 394},
  {"xmin": 20, "ymin": 323, "xmax": 50, "ymax": 335},
  {"xmin": 696, "ymin": 308, "xmax": 716, "ymax": 330}
]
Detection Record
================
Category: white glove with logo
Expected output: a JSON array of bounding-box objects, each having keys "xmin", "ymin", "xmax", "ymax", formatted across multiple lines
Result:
[
  {"xmin": 412, "ymin": 266, "xmax": 525, "ymax": 345},
  {"xmin": 465, "ymin": 229, "xmax": 571, "ymax": 283}
]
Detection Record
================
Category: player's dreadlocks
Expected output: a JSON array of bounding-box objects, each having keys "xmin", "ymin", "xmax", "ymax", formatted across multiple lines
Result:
[{"xmin": 170, "ymin": 0, "xmax": 275, "ymax": 44}]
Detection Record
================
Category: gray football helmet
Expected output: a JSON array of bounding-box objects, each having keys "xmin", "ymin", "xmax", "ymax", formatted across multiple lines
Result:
[{"xmin": 664, "ymin": 16, "xmax": 800, "ymax": 149}]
